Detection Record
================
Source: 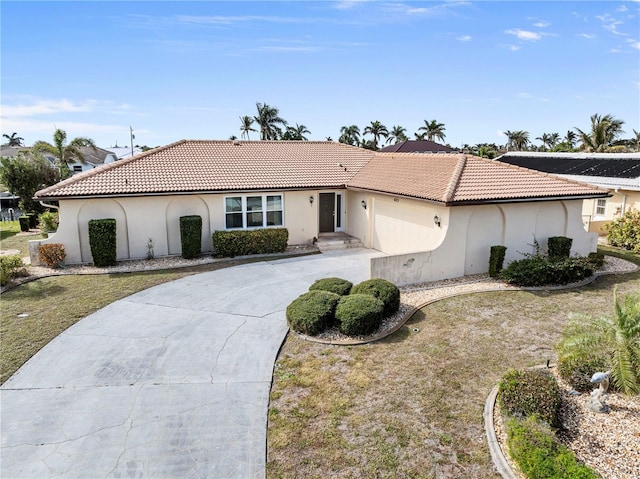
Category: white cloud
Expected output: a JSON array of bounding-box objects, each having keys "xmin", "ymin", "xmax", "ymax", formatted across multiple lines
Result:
[
  {"xmin": 533, "ymin": 21, "xmax": 550, "ymax": 28},
  {"xmin": 505, "ymin": 29, "xmax": 542, "ymax": 41},
  {"xmin": 177, "ymin": 15, "xmax": 304, "ymax": 25},
  {"xmin": 1, "ymin": 98, "xmax": 97, "ymax": 117},
  {"xmin": 456, "ymin": 35, "xmax": 472, "ymax": 42},
  {"xmin": 334, "ymin": 0, "xmax": 369, "ymax": 10},
  {"xmin": 509, "ymin": 45, "xmax": 520, "ymax": 51},
  {"xmin": 579, "ymin": 33, "xmax": 597, "ymax": 39},
  {"xmin": 517, "ymin": 92, "xmax": 548, "ymax": 102},
  {"xmin": 596, "ymin": 14, "xmax": 627, "ymax": 36},
  {"xmin": 253, "ymin": 45, "xmax": 322, "ymax": 53},
  {"xmin": 617, "ymin": 5, "xmax": 628, "ymax": 12},
  {"xmin": 628, "ymin": 39, "xmax": 640, "ymax": 49}
]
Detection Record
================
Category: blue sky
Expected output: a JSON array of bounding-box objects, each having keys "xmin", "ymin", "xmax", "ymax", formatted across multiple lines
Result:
[{"xmin": 2, "ymin": 1, "xmax": 639, "ymax": 149}]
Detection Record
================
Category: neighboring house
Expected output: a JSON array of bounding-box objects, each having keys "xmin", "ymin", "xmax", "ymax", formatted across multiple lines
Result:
[
  {"xmin": 0, "ymin": 146, "xmax": 57, "ymax": 165},
  {"xmin": 67, "ymin": 146, "xmax": 118, "ymax": 174},
  {"xmin": 496, "ymin": 152, "xmax": 640, "ymax": 235},
  {"xmin": 33, "ymin": 140, "xmax": 608, "ymax": 285},
  {"xmin": 380, "ymin": 140, "xmax": 458, "ymax": 153},
  {"xmin": 105, "ymin": 146, "xmax": 144, "ymax": 160}
]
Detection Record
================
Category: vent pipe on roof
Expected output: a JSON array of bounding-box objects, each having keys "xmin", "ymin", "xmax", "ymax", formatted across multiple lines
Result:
[{"xmin": 233, "ymin": 140, "xmax": 241, "ymax": 146}]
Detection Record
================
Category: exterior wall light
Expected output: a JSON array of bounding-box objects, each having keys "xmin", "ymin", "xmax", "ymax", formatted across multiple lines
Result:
[
  {"xmin": 309, "ymin": 195, "xmax": 314, "ymax": 205},
  {"xmin": 434, "ymin": 215, "xmax": 441, "ymax": 227},
  {"xmin": 361, "ymin": 200, "xmax": 367, "ymax": 209}
]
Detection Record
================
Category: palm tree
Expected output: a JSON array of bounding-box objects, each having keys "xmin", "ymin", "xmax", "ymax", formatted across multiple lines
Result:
[
  {"xmin": 536, "ymin": 133, "xmax": 551, "ymax": 151},
  {"xmin": 363, "ymin": 121, "xmax": 388, "ymax": 150},
  {"xmin": 564, "ymin": 130, "xmax": 577, "ymax": 149},
  {"xmin": 548, "ymin": 132, "xmax": 560, "ymax": 149},
  {"xmin": 632, "ymin": 129, "xmax": 640, "ymax": 152},
  {"xmin": 32, "ymin": 129, "xmax": 96, "ymax": 173},
  {"xmin": 2, "ymin": 132, "xmax": 24, "ymax": 147},
  {"xmin": 504, "ymin": 130, "xmax": 530, "ymax": 151},
  {"xmin": 574, "ymin": 113, "xmax": 625, "ymax": 152},
  {"xmin": 417, "ymin": 119, "xmax": 446, "ymax": 142},
  {"xmin": 557, "ymin": 289, "xmax": 640, "ymax": 395},
  {"xmin": 387, "ymin": 125, "xmax": 408, "ymax": 144},
  {"xmin": 239, "ymin": 116, "xmax": 257, "ymax": 140},
  {"xmin": 414, "ymin": 132, "xmax": 427, "ymax": 140},
  {"xmin": 281, "ymin": 124, "xmax": 311, "ymax": 141},
  {"xmin": 338, "ymin": 125, "xmax": 361, "ymax": 146},
  {"xmin": 254, "ymin": 102, "xmax": 287, "ymax": 140}
]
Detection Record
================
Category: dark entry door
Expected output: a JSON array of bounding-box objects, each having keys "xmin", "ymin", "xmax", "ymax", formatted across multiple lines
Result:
[{"xmin": 319, "ymin": 193, "xmax": 335, "ymax": 233}]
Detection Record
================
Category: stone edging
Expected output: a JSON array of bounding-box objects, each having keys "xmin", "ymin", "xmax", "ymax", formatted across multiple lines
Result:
[{"xmin": 484, "ymin": 385, "xmax": 518, "ymax": 479}]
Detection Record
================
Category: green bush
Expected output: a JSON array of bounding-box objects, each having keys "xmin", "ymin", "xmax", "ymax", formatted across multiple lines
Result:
[
  {"xmin": 498, "ymin": 368, "xmax": 561, "ymax": 427},
  {"xmin": 502, "ymin": 257, "xmax": 593, "ymax": 286},
  {"xmin": 506, "ymin": 416, "xmax": 600, "ymax": 479},
  {"xmin": 489, "ymin": 245, "xmax": 507, "ymax": 277},
  {"xmin": 548, "ymin": 236, "xmax": 572, "ymax": 261},
  {"xmin": 0, "ymin": 255, "xmax": 24, "ymax": 286},
  {"xmin": 606, "ymin": 209, "xmax": 640, "ymax": 253},
  {"xmin": 88, "ymin": 219, "xmax": 117, "ymax": 267},
  {"xmin": 38, "ymin": 243, "xmax": 66, "ymax": 269},
  {"xmin": 309, "ymin": 277, "xmax": 353, "ymax": 296},
  {"xmin": 335, "ymin": 294, "xmax": 385, "ymax": 336},
  {"xmin": 179, "ymin": 215, "xmax": 202, "ymax": 259},
  {"xmin": 18, "ymin": 216, "xmax": 30, "ymax": 232},
  {"xmin": 557, "ymin": 354, "xmax": 610, "ymax": 393},
  {"xmin": 350, "ymin": 278, "xmax": 400, "ymax": 316},
  {"xmin": 286, "ymin": 290, "xmax": 341, "ymax": 336},
  {"xmin": 587, "ymin": 252, "xmax": 605, "ymax": 269},
  {"xmin": 38, "ymin": 211, "xmax": 59, "ymax": 235},
  {"xmin": 212, "ymin": 228, "xmax": 288, "ymax": 257}
]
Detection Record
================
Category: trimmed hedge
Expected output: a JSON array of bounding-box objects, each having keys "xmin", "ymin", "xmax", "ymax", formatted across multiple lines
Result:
[
  {"xmin": 38, "ymin": 243, "xmax": 66, "ymax": 268},
  {"xmin": 489, "ymin": 245, "xmax": 507, "ymax": 278},
  {"xmin": 88, "ymin": 219, "xmax": 117, "ymax": 267},
  {"xmin": 350, "ymin": 278, "xmax": 400, "ymax": 316},
  {"xmin": 506, "ymin": 416, "xmax": 600, "ymax": 479},
  {"xmin": 0, "ymin": 255, "xmax": 24, "ymax": 286},
  {"xmin": 286, "ymin": 290, "xmax": 341, "ymax": 336},
  {"xmin": 498, "ymin": 368, "xmax": 561, "ymax": 427},
  {"xmin": 548, "ymin": 236, "xmax": 572, "ymax": 261},
  {"xmin": 502, "ymin": 256, "xmax": 594, "ymax": 287},
  {"xmin": 309, "ymin": 277, "xmax": 353, "ymax": 296},
  {"xmin": 335, "ymin": 294, "xmax": 385, "ymax": 336},
  {"xmin": 180, "ymin": 215, "xmax": 202, "ymax": 259},
  {"xmin": 212, "ymin": 228, "xmax": 288, "ymax": 257}
]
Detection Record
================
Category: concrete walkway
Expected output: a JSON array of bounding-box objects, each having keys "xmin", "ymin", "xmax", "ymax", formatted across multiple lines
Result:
[{"xmin": 1, "ymin": 249, "xmax": 381, "ymax": 478}]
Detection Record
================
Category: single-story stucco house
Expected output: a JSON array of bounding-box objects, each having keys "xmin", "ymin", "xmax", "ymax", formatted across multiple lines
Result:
[
  {"xmin": 33, "ymin": 140, "xmax": 609, "ymax": 285},
  {"xmin": 496, "ymin": 152, "xmax": 640, "ymax": 235}
]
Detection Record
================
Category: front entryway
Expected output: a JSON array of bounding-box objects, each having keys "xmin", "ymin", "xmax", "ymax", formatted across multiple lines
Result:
[{"xmin": 319, "ymin": 192, "xmax": 344, "ymax": 233}]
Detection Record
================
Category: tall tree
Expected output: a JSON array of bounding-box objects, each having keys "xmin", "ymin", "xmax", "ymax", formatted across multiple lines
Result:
[
  {"xmin": 387, "ymin": 125, "xmax": 408, "ymax": 144},
  {"xmin": 2, "ymin": 132, "xmax": 24, "ymax": 147},
  {"xmin": 574, "ymin": 113, "xmax": 625, "ymax": 152},
  {"xmin": 338, "ymin": 125, "xmax": 361, "ymax": 146},
  {"xmin": 254, "ymin": 102, "xmax": 287, "ymax": 140},
  {"xmin": 413, "ymin": 132, "xmax": 427, "ymax": 140},
  {"xmin": 633, "ymin": 129, "xmax": 640, "ymax": 152},
  {"xmin": 363, "ymin": 121, "xmax": 388, "ymax": 150},
  {"xmin": 0, "ymin": 151, "xmax": 62, "ymax": 213},
  {"xmin": 239, "ymin": 115, "xmax": 257, "ymax": 140},
  {"xmin": 32, "ymin": 129, "xmax": 96, "ymax": 177},
  {"xmin": 564, "ymin": 130, "xmax": 577, "ymax": 149},
  {"xmin": 281, "ymin": 124, "xmax": 311, "ymax": 141},
  {"xmin": 504, "ymin": 130, "xmax": 530, "ymax": 151},
  {"xmin": 417, "ymin": 119, "xmax": 446, "ymax": 142},
  {"xmin": 536, "ymin": 133, "xmax": 552, "ymax": 151}
]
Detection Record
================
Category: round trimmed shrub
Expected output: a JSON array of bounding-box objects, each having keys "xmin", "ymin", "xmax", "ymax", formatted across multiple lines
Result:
[
  {"xmin": 557, "ymin": 354, "xmax": 610, "ymax": 393},
  {"xmin": 335, "ymin": 294, "xmax": 384, "ymax": 336},
  {"xmin": 350, "ymin": 278, "xmax": 400, "ymax": 316},
  {"xmin": 286, "ymin": 290, "xmax": 341, "ymax": 336},
  {"xmin": 309, "ymin": 277, "xmax": 353, "ymax": 296},
  {"xmin": 498, "ymin": 368, "xmax": 561, "ymax": 427}
]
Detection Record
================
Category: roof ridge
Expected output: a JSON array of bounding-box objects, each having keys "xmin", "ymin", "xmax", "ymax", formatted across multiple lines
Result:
[
  {"xmin": 492, "ymin": 157, "xmax": 610, "ymax": 193},
  {"xmin": 443, "ymin": 155, "xmax": 467, "ymax": 202},
  {"xmin": 34, "ymin": 139, "xmax": 188, "ymax": 197}
]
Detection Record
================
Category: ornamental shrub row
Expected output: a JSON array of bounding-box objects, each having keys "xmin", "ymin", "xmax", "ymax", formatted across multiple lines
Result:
[
  {"xmin": 606, "ymin": 209, "xmax": 640, "ymax": 253},
  {"xmin": 287, "ymin": 277, "xmax": 399, "ymax": 337},
  {"xmin": 501, "ymin": 257, "xmax": 594, "ymax": 287},
  {"xmin": 212, "ymin": 228, "xmax": 288, "ymax": 257},
  {"xmin": 88, "ymin": 219, "xmax": 117, "ymax": 267}
]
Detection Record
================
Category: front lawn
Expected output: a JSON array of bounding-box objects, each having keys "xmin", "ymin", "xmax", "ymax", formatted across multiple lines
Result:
[
  {"xmin": 266, "ymin": 250, "xmax": 639, "ymax": 478},
  {"xmin": 0, "ymin": 220, "xmax": 44, "ymax": 254}
]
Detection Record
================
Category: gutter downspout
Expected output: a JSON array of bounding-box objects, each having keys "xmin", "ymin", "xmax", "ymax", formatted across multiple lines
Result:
[{"xmin": 39, "ymin": 201, "xmax": 59, "ymax": 211}]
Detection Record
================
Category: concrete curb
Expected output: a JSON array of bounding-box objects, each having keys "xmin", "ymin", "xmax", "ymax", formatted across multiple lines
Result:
[{"xmin": 484, "ymin": 385, "xmax": 519, "ymax": 479}]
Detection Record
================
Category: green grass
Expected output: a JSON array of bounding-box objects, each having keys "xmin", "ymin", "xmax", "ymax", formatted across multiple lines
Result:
[
  {"xmin": 0, "ymin": 220, "xmax": 44, "ymax": 254},
  {"xmin": 267, "ymin": 249, "xmax": 639, "ymax": 478}
]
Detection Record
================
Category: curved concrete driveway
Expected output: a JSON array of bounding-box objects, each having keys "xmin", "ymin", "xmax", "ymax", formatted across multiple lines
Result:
[{"xmin": 1, "ymin": 249, "xmax": 381, "ymax": 478}]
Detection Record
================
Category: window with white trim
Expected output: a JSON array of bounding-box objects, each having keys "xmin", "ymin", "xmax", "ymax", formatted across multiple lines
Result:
[
  {"xmin": 225, "ymin": 194, "xmax": 283, "ymax": 229},
  {"xmin": 595, "ymin": 199, "xmax": 606, "ymax": 216}
]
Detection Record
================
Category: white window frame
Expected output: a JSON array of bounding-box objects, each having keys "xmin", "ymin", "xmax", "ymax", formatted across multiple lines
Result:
[
  {"xmin": 224, "ymin": 194, "xmax": 284, "ymax": 230},
  {"xmin": 595, "ymin": 198, "xmax": 606, "ymax": 217}
]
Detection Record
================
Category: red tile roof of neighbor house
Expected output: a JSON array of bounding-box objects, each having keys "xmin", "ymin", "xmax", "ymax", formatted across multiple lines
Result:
[{"xmin": 34, "ymin": 140, "xmax": 608, "ymax": 204}]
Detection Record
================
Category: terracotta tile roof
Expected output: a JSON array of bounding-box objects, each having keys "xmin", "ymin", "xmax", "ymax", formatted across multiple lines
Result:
[
  {"xmin": 348, "ymin": 153, "xmax": 609, "ymax": 205},
  {"xmin": 35, "ymin": 140, "xmax": 375, "ymax": 199}
]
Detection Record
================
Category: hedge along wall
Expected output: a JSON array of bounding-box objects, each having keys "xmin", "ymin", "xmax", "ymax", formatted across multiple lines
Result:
[
  {"xmin": 88, "ymin": 218, "xmax": 117, "ymax": 267},
  {"xmin": 212, "ymin": 228, "xmax": 288, "ymax": 257},
  {"xmin": 180, "ymin": 215, "xmax": 203, "ymax": 259}
]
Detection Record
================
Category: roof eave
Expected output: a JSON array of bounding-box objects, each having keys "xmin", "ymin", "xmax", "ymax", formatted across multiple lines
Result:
[{"xmin": 444, "ymin": 192, "xmax": 612, "ymax": 207}]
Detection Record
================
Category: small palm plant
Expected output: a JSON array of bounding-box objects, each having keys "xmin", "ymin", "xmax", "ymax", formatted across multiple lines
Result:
[{"xmin": 557, "ymin": 289, "xmax": 640, "ymax": 395}]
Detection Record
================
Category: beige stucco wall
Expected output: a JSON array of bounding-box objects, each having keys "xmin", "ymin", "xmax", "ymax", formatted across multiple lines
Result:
[
  {"xmin": 34, "ymin": 191, "xmax": 328, "ymax": 265},
  {"xmin": 582, "ymin": 189, "xmax": 640, "ymax": 234},
  {"xmin": 371, "ymin": 199, "xmax": 598, "ymax": 286}
]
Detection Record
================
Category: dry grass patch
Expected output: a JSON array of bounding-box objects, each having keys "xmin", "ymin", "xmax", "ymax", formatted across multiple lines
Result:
[{"xmin": 267, "ymin": 266, "xmax": 639, "ymax": 478}]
